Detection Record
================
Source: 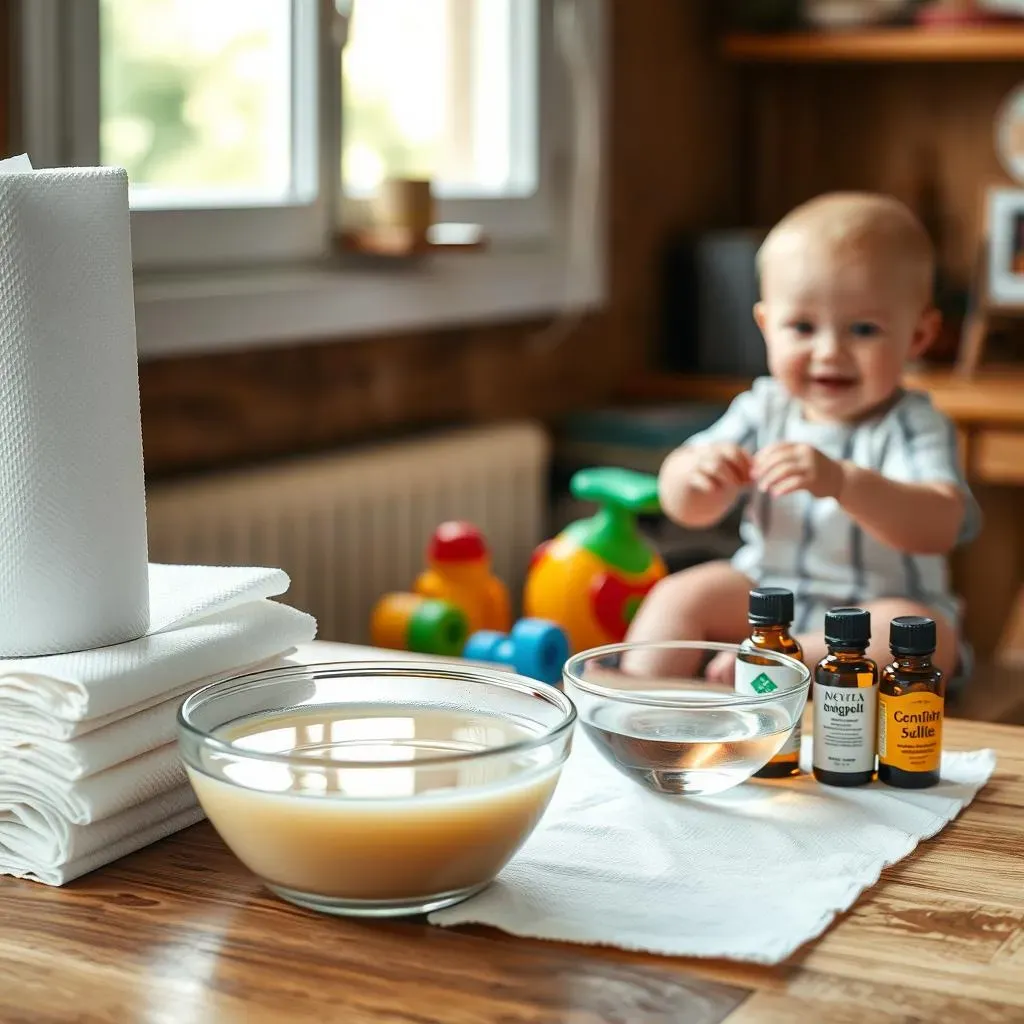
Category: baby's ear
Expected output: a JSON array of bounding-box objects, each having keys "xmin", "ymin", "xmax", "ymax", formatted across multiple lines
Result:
[
  {"xmin": 753, "ymin": 302, "xmax": 768, "ymax": 336},
  {"xmin": 909, "ymin": 306, "xmax": 941, "ymax": 359}
]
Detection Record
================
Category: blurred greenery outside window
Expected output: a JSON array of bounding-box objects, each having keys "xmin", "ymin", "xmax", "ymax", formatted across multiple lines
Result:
[{"xmin": 99, "ymin": 0, "xmax": 537, "ymax": 212}]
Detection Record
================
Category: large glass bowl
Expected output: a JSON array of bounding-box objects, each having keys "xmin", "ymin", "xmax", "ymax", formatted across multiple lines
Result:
[
  {"xmin": 563, "ymin": 640, "xmax": 809, "ymax": 796},
  {"xmin": 178, "ymin": 660, "xmax": 576, "ymax": 917}
]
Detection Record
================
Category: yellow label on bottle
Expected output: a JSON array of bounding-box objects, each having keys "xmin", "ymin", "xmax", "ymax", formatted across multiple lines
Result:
[{"xmin": 877, "ymin": 691, "xmax": 943, "ymax": 773}]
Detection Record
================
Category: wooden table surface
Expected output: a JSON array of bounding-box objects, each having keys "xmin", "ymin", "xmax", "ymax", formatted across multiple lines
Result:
[{"xmin": 1, "ymin": 717, "xmax": 1021, "ymax": 1024}]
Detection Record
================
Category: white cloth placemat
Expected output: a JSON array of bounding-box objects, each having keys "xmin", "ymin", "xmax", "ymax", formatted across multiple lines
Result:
[{"xmin": 429, "ymin": 734, "xmax": 996, "ymax": 964}]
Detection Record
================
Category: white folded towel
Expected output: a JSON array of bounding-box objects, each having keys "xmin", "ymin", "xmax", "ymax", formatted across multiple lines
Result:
[
  {"xmin": 0, "ymin": 564, "xmax": 316, "ymax": 728},
  {"xmin": 2, "ymin": 742, "xmax": 187, "ymax": 824},
  {"xmin": 0, "ymin": 653, "xmax": 296, "ymax": 779},
  {"xmin": 0, "ymin": 563, "xmax": 318, "ymax": 885},
  {"xmin": 3, "ymin": 800, "xmax": 206, "ymax": 886},
  {"xmin": 0, "ymin": 784, "xmax": 200, "ymax": 884}
]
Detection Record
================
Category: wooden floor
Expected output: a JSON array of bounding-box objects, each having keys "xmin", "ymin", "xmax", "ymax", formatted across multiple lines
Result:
[{"xmin": 951, "ymin": 662, "xmax": 1024, "ymax": 726}]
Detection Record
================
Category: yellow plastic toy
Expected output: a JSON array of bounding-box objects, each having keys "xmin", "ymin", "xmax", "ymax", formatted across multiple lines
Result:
[
  {"xmin": 523, "ymin": 468, "xmax": 667, "ymax": 654},
  {"xmin": 414, "ymin": 521, "xmax": 511, "ymax": 634}
]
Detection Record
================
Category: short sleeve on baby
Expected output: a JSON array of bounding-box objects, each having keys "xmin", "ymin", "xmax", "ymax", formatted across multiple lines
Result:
[
  {"xmin": 885, "ymin": 390, "xmax": 982, "ymax": 545},
  {"xmin": 682, "ymin": 377, "xmax": 781, "ymax": 453}
]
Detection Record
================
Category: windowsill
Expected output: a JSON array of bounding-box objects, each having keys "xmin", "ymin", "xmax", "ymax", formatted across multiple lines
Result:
[{"xmin": 133, "ymin": 243, "xmax": 605, "ymax": 361}]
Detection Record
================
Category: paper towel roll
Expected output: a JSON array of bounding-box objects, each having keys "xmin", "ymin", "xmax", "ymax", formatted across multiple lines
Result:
[{"xmin": 0, "ymin": 159, "xmax": 150, "ymax": 656}]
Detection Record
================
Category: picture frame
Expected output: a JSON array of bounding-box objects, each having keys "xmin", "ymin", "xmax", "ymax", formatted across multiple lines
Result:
[
  {"xmin": 957, "ymin": 185, "xmax": 1024, "ymax": 375},
  {"xmin": 985, "ymin": 186, "xmax": 1024, "ymax": 306}
]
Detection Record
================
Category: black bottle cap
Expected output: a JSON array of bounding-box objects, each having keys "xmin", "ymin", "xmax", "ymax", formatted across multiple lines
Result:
[
  {"xmin": 890, "ymin": 615, "xmax": 936, "ymax": 655},
  {"xmin": 748, "ymin": 587, "xmax": 794, "ymax": 626},
  {"xmin": 824, "ymin": 607, "xmax": 871, "ymax": 647}
]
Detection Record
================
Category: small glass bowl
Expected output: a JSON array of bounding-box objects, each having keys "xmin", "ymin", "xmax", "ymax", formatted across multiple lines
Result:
[
  {"xmin": 563, "ymin": 640, "xmax": 809, "ymax": 796},
  {"xmin": 178, "ymin": 660, "xmax": 575, "ymax": 917}
]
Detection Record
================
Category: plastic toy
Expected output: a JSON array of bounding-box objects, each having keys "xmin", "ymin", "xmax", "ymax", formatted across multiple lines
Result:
[
  {"xmin": 414, "ymin": 521, "xmax": 511, "ymax": 634},
  {"xmin": 523, "ymin": 467, "xmax": 667, "ymax": 653},
  {"xmin": 463, "ymin": 618, "xmax": 570, "ymax": 686},
  {"xmin": 370, "ymin": 593, "xmax": 468, "ymax": 656}
]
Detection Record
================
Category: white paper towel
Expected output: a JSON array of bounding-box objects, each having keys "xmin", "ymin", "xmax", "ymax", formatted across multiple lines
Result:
[
  {"xmin": 0, "ymin": 155, "xmax": 150, "ymax": 656},
  {"xmin": 429, "ymin": 734, "xmax": 997, "ymax": 964}
]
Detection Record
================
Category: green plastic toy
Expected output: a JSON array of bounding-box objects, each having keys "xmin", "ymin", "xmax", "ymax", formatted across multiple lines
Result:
[{"xmin": 523, "ymin": 467, "xmax": 667, "ymax": 653}]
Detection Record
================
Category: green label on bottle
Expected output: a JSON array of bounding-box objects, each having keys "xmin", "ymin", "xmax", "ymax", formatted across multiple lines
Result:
[{"xmin": 746, "ymin": 671, "xmax": 778, "ymax": 694}]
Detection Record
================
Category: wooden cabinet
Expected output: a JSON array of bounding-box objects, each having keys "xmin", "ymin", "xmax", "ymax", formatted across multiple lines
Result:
[{"xmin": 972, "ymin": 431, "xmax": 1024, "ymax": 484}]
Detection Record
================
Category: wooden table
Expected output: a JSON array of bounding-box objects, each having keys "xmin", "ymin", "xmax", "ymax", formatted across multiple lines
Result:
[
  {"xmin": 620, "ymin": 369, "xmax": 1024, "ymax": 666},
  {"xmin": 1, "ymin": 715, "xmax": 1021, "ymax": 1022}
]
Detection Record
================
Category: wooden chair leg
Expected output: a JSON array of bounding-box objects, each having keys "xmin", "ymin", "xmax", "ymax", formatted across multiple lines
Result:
[
  {"xmin": 957, "ymin": 308, "xmax": 988, "ymax": 378},
  {"xmin": 997, "ymin": 586, "xmax": 1024, "ymax": 668}
]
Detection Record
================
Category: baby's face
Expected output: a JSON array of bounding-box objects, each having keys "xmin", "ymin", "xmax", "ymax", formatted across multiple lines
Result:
[{"xmin": 755, "ymin": 244, "xmax": 936, "ymax": 423}]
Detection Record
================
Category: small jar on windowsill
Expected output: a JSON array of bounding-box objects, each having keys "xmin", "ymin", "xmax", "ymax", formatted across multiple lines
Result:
[{"xmin": 335, "ymin": 177, "xmax": 486, "ymax": 259}]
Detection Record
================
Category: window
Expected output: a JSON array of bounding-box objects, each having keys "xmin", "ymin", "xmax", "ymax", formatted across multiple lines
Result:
[
  {"xmin": 91, "ymin": 0, "xmax": 325, "ymax": 267},
  {"xmin": 16, "ymin": 0, "xmax": 605, "ymax": 355}
]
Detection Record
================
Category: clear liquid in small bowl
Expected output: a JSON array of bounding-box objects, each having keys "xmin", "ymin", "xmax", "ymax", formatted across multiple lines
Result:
[{"xmin": 581, "ymin": 689, "xmax": 794, "ymax": 795}]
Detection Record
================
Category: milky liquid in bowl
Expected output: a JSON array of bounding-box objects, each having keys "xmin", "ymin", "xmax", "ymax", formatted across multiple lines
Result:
[
  {"xmin": 186, "ymin": 704, "xmax": 563, "ymax": 914},
  {"xmin": 581, "ymin": 689, "xmax": 793, "ymax": 795}
]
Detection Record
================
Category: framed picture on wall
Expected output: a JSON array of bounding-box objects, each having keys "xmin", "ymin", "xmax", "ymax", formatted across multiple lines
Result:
[
  {"xmin": 958, "ymin": 185, "xmax": 1024, "ymax": 374},
  {"xmin": 986, "ymin": 187, "xmax": 1024, "ymax": 306}
]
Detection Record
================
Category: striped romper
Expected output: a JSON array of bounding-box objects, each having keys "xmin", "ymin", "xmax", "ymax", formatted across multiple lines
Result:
[{"xmin": 685, "ymin": 377, "xmax": 982, "ymax": 635}]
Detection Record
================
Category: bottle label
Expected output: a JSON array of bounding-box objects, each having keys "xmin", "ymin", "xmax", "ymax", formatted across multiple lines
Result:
[
  {"xmin": 813, "ymin": 674, "xmax": 877, "ymax": 774},
  {"xmin": 735, "ymin": 656, "xmax": 801, "ymax": 757},
  {"xmin": 878, "ymin": 691, "xmax": 943, "ymax": 773}
]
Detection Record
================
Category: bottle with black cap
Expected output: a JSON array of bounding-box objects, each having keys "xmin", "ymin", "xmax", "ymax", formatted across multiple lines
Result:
[
  {"xmin": 812, "ymin": 607, "xmax": 878, "ymax": 787},
  {"xmin": 735, "ymin": 587, "xmax": 805, "ymax": 778},
  {"xmin": 878, "ymin": 616, "xmax": 944, "ymax": 789}
]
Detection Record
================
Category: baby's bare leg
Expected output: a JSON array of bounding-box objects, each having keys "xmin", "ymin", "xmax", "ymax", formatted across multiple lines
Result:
[
  {"xmin": 795, "ymin": 598, "xmax": 958, "ymax": 680},
  {"xmin": 622, "ymin": 561, "xmax": 754, "ymax": 675}
]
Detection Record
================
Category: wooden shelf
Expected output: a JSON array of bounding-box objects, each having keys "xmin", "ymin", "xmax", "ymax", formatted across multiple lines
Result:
[
  {"xmin": 723, "ymin": 26, "xmax": 1024, "ymax": 63},
  {"xmin": 620, "ymin": 369, "xmax": 1024, "ymax": 428},
  {"xmin": 336, "ymin": 223, "xmax": 486, "ymax": 258}
]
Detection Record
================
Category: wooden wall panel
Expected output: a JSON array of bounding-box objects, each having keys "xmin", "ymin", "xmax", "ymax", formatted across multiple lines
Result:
[
  {"xmin": 136, "ymin": 1, "xmax": 738, "ymax": 478},
  {"xmin": 0, "ymin": 3, "xmax": 9, "ymax": 155},
  {"xmin": 745, "ymin": 63, "xmax": 1020, "ymax": 285}
]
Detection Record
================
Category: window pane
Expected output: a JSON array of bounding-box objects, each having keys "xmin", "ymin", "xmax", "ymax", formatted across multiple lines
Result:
[
  {"xmin": 342, "ymin": 0, "xmax": 537, "ymax": 199},
  {"xmin": 100, "ymin": 0, "xmax": 294, "ymax": 208}
]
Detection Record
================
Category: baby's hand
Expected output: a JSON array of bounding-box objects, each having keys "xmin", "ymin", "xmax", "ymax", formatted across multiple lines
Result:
[
  {"xmin": 688, "ymin": 443, "xmax": 752, "ymax": 494},
  {"xmin": 752, "ymin": 442, "xmax": 845, "ymax": 499}
]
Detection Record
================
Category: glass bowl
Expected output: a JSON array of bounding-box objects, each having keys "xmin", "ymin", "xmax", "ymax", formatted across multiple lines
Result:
[
  {"xmin": 562, "ymin": 640, "xmax": 809, "ymax": 796},
  {"xmin": 177, "ymin": 660, "xmax": 575, "ymax": 917}
]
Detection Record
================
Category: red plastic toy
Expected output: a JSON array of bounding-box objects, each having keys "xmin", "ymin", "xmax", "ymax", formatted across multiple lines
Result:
[{"xmin": 414, "ymin": 521, "xmax": 512, "ymax": 634}]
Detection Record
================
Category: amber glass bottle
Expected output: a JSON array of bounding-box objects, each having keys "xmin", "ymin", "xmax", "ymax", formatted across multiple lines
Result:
[
  {"xmin": 878, "ymin": 616, "xmax": 944, "ymax": 789},
  {"xmin": 734, "ymin": 587, "xmax": 804, "ymax": 779},
  {"xmin": 812, "ymin": 607, "xmax": 878, "ymax": 788}
]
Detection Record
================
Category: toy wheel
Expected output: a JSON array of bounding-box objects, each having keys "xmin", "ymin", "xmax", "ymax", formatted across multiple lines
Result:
[
  {"xmin": 463, "ymin": 631, "xmax": 503, "ymax": 663},
  {"xmin": 511, "ymin": 618, "xmax": 570, "ymax": 686}
]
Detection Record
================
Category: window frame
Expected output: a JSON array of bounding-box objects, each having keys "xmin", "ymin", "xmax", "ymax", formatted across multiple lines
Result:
[
  {"xmin": 13, "ymin": 0, "xmax": 607, "ymax": 358},
  {"xmin": 25, "ymin": 0, "xmax": 336, "ymax": 269}
]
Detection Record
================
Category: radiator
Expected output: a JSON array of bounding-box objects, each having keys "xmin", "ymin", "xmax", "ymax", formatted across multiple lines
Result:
[{"xmin": 146, "ymin": 422, "xmax": 551, "ymax": 644}]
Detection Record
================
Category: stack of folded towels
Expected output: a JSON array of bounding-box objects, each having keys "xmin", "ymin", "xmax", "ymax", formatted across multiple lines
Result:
[{"xmin": 0, "ymin": 563, "xmax": 317, "ymax": 885}]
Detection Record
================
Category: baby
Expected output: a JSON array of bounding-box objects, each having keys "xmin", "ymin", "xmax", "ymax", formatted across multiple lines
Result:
[{"xmin": 627, "ymin": 192, "xmax": 980, "ymax": 679}]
